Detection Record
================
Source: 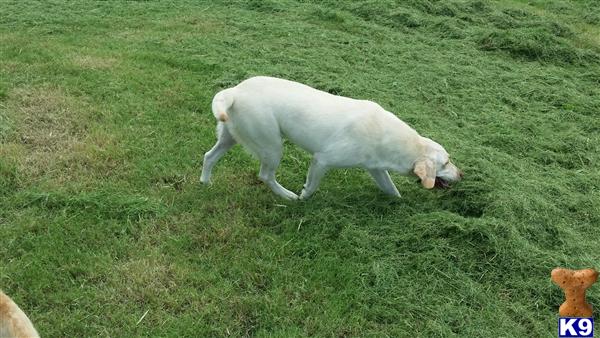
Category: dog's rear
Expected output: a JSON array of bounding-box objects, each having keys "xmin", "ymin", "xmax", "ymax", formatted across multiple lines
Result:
[
  {"xmin": 211, "ymin": 88, "xmax": 236, "ymax": 123},
  {"xmin": 0, "ymin": 290, "xmax": 39, "ymax": 338}
]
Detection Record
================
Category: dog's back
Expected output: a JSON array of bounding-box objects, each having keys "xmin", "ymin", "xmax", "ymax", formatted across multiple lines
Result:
[
  {"xmin": 215, "ymin": 76, "xmax": 410, "ymax": 156},
  {"xmin": 0, "ymin": 290, "xmax": 39, "ymax": 338}
]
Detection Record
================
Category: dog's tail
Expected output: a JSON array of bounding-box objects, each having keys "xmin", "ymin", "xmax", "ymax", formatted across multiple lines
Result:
[
  {"xmin": 0, "ymin": 290, "xmax": 40, "ymax": 338},
  {"xmin": 211, "ymin": 88, "xmax": 236, "ymax": 122}
]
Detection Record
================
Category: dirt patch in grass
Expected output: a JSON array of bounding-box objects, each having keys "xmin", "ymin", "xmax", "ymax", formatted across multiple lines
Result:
[
  {"xmin": 1, "ymin": 86, "xmax": 124, "ymax": 184},
  {"xmin": 115, "ymin": 255, "xmax": 178, "ymax": 304},
  {"xmin": 71, "ymin": 54, "xmax": 119, "ymax": 70},
  {"xmin": 7, "ymin": 86, "xmax": 85, "ymax": 149}
]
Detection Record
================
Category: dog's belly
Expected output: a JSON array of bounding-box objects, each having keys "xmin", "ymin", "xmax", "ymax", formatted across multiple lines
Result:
[
  {"xmin": 277, "ymin": 113, "xmax": 344, "ymax": 154},
  {"xmin": 276, "ymin": 109, "xmax": 390, "ymax": 168},
  {"xmin": 272, "ymin": 100, "xmax": 383, "ymax": 155}
]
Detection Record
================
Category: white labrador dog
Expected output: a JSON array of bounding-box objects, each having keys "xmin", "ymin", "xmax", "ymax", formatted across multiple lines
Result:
[
  {"xmin": 0, "ymin": 290, "xmax": 39, "ymax": 338},
  {"xmin": 201, "ymin": 76, "xmax": 462, "ymax": 200}
]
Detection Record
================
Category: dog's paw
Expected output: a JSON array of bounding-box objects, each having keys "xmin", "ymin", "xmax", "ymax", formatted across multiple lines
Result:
[
  {"xmin": 282, "ymin": 191, "xmax": 299, "ymax": 201},
  {"xmin": 299, "ymin": 189, "xmax": 312, "ymax": 200},
  {"xmin": 389, "ymin": 191, "xmax": 401, "ymax": 198}
]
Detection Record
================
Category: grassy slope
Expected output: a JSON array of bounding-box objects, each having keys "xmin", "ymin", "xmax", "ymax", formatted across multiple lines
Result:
[{"xmin": 1, "ymin": 0, "xmax": 599, "ymax": 336}]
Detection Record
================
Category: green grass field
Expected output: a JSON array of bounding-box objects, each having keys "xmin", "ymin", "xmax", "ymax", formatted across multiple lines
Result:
[{"xmin": 1, "ymin": 0, "xmax": 599, "ymax": 336}]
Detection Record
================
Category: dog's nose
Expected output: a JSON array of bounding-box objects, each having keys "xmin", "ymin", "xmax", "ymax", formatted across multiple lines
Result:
[{"xmin": 459, "ymin": 171, "xmax": 464, "ymax": 179}]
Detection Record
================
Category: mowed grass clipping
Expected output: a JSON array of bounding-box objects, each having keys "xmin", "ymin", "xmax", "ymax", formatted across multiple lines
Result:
[{"xmin": 1, "ymin": 0, "xmax": 599, "ymax": 336}]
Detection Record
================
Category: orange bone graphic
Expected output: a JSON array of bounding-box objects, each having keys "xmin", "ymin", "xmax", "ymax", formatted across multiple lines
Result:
[{"xmin": 551, "ymin": 268, "xmax": 598, "ymax": 317}]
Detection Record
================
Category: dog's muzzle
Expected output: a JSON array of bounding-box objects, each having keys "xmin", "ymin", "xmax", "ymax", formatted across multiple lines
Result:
[{"xmin": 434, "ymin": 177, "xmax": 451, "ymax": 189}]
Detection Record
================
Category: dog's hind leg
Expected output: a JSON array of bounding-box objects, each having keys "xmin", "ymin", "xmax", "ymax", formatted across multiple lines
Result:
[
  {"xmin": 368, "ymin": 169, "xmax": 400, "ymax": 197},
  {"xmin": 258, "ymin": 153, "xmax": 298, "ymax": 200},
  {"xmin": 223, "ymin": 111, "xmax": 297, "ymax": 200},
  {"xmin": 201, "ymin": 123, "xmax": 236, "ymax": 184},
  {"xmin": 299, "ymin": 156, "xmax": 329, "ymax": 200}
]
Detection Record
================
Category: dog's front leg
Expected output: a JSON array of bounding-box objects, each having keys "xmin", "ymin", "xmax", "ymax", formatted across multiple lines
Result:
[
  {"xmin": 300, "ymin": 157, "xmax": 329, "ymax": 200},
  {"xmin": 368, "ymin": 169, "xmax": 400, "ymax": 197}
]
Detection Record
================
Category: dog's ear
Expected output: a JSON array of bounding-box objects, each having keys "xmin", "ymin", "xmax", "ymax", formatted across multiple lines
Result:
[{"xmin": 414, "ymin": 159, "xmax": 436, "ymax": 189}]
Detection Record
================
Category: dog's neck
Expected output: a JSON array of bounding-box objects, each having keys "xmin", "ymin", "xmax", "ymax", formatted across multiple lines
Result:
[{"xmin": 382, "ymin": 135, "xmax": 426, "ymax": 174}]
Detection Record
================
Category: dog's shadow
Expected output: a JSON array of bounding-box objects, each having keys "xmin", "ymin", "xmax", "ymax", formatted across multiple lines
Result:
[
  {"xmin": 280, "ymin": 169, "xmax": 491, "ymax": 225},
  {"xmin": 199, "ymin": 165, "xmax": 492, "ymax": 237}
]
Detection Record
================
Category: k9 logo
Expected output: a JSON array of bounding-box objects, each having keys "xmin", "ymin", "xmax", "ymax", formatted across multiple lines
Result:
[{"xmin": 559, "ymin": 318, "xmax": 594, "ymax": 338}]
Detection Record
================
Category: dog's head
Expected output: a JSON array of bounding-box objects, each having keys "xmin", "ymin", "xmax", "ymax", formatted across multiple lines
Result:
[{"xmin": 413, "ymin": 137, "xmax": 463, "ymax": 189}]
